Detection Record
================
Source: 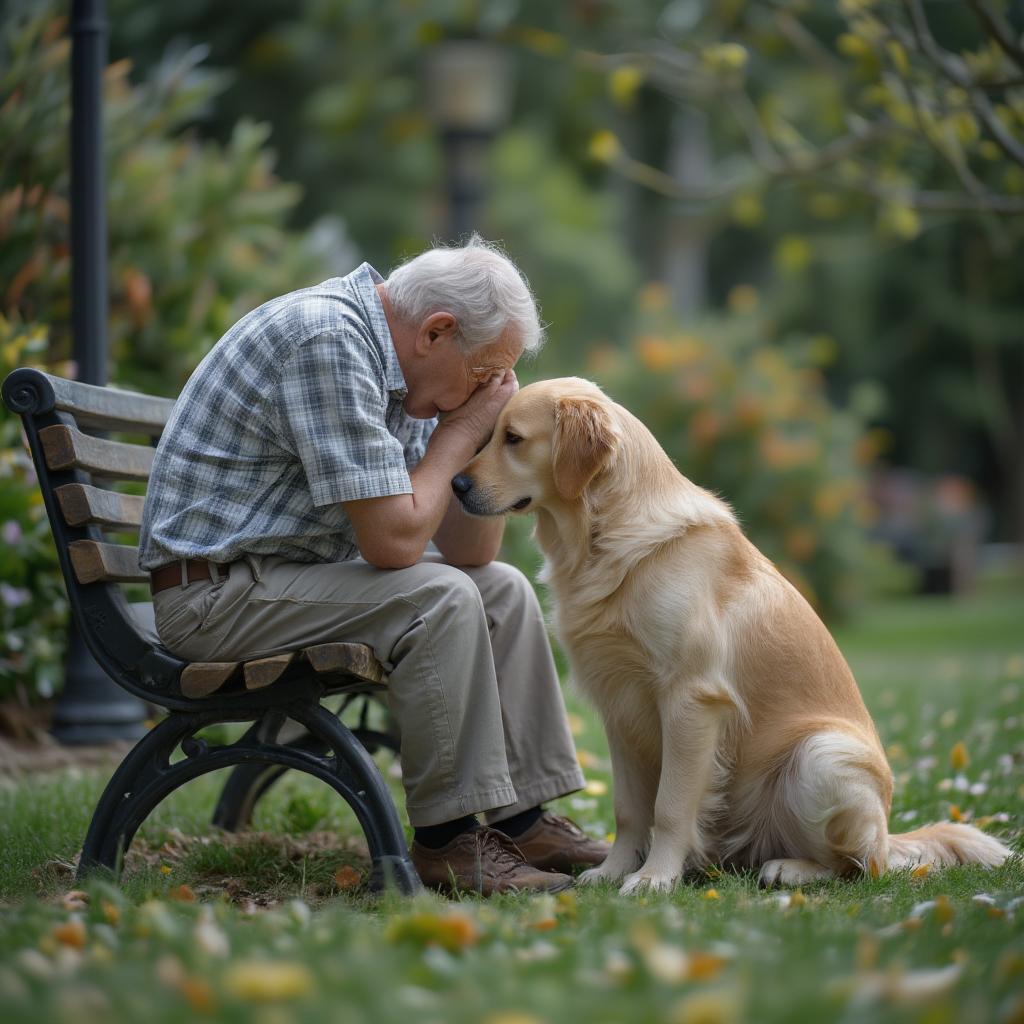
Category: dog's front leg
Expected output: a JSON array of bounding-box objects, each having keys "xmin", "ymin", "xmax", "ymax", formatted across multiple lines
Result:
[
  {"xmin": 579, "ymin": 722, "xmax": 657, "ymax": 885},
  {"xmin": 620, "ymin": 691, "xmax": 726, "ymax": 895}
]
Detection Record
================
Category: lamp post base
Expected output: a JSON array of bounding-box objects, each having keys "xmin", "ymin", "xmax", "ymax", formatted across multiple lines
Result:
[{"xmin": 51, "ymin": 625, "xmax": 148, "ymax": 745}]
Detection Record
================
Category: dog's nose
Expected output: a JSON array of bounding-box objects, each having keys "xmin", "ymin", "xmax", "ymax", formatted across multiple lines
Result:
[{"xmin": 451, "ymin": 473, "xmax": 474, "ymax": 495}]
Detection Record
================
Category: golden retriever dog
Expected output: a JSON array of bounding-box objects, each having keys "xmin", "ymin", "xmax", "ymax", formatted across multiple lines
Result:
[{"xmin": 452, "ymin": 377, "xmax": 1012, "ymax": 893}]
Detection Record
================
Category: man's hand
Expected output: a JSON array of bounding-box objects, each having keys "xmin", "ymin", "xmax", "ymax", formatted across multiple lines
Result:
[
  {"xmin": 343, "ymin": 370, "xmax": 516, "ymax": 569},
  {"xmin": 435, "ymin": 369, "xmax": 518, "ymax": 451}
]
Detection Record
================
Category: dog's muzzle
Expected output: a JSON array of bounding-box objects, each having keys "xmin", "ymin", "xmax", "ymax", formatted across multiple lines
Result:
[{"xmin": 451, "ymin": 474, "xmax": 531, "ymax": 515}]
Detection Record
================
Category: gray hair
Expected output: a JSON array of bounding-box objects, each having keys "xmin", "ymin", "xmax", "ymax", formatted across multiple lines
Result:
[{"xmin": 384, "ymin": 235, "xmax": 544, "ymax": 355}]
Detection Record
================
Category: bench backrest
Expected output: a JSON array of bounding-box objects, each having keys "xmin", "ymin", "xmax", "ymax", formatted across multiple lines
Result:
[{"xmin": 2, "ymin": 368, "xmax": 186, "ymax": 703}]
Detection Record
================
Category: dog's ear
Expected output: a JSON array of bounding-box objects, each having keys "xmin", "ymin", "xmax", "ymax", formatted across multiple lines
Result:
[{"xmin": 552, "ymin": 396, "xmax": 616, "ymax": 500}]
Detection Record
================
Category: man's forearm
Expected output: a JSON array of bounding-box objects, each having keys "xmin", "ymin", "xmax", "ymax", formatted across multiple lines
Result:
[
  {"xmin": 344, "ymin": 373, "xmax": 518, "ymax": 569},
  {"xmin": 433, "ymin": 494, "xmax": 505, "ymax": 566},
  {"xmin": 409, "ymin": 422, "xmax": 476, "ymax": 513}
]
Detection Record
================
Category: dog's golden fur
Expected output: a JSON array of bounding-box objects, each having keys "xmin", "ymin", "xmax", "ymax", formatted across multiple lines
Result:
[{"xmin": 458, "ymin": 377, "xmax": 1011, "ymax": 892}]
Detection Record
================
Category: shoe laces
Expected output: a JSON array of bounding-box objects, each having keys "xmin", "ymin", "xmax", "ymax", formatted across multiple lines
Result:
[
  {"xmin": 475, "ymin": 827, "xmax": 529, "ymax": 874},
  {"xmin": 541, "ymin": 812, "xmax": 586, "ymax": 838}
]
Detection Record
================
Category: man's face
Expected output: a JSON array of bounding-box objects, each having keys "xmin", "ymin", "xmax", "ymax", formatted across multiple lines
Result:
[{"xmin": 405, "ymin": 325, "xmax": 523, "ymax": 419}]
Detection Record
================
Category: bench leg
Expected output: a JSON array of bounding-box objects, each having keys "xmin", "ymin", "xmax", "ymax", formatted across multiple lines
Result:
[
  {"xmin": 211, "ymin": 695, "xmax": 400, "ymax": 833},
  {"xmin": 77, "ymin": 700, "xmax": 420, "ymax": 894}
]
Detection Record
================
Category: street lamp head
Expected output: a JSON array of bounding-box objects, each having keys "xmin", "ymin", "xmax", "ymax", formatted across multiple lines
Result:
[{"xmin": 425, "ymin": 40, "xmax": 513, "ymax": 136}]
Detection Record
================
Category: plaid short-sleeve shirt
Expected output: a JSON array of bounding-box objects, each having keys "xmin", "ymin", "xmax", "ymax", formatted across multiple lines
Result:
[{"xmin": 139, "ymin": 263, "xmax": 436, "ymax": 569}]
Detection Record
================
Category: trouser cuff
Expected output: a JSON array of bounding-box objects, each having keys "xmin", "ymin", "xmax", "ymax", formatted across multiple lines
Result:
[{"xmin": 481, "ymin": 767, "xmax": 587, "ymax": 824}]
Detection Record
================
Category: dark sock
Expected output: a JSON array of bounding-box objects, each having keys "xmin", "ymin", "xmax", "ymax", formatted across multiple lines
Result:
[
  {"xmin": 492, "ymin": 805, "xmax": 543, "ymax": 838},
  {"xmin": 414, "ymin": 815, "xmax": 480, "ymax": 850}
]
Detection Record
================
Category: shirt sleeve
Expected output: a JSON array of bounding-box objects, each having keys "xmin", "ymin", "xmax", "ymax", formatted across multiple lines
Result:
[
  {"xmin": 277, "ymin": 332, "xmax": 413, "ymax": 507},
  {"xmin": 403, "ymin": 415, "xmax": 437, "ymax": 470}
]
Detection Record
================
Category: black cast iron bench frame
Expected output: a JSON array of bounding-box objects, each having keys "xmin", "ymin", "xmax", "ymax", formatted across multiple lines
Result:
[{"xmin": 2, "ymin": 367, "xmax": 420, "ymax": 893}]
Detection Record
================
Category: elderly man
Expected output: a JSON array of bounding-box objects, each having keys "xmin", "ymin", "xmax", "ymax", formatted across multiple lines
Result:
[{"xmin": 139, "ymin": 236, "xmax": 607, "ymax": 894}]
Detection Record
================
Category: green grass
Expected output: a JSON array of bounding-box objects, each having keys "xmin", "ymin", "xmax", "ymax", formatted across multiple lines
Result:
[{"xmin": 1, "ymin": 580, "xmax": 1022, "ymax": 1023}]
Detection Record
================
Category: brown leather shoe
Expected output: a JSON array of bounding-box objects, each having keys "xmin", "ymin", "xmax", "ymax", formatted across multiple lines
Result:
[
  {"xmin": 411, "ymin": 826, "xmax": 574, "ymax": 895},
  {"xmin": 497, "ymin": 812, "xmax": 611, "ymax": 873}
]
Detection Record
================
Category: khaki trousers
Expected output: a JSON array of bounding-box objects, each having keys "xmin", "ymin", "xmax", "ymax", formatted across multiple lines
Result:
[{"xmin": 152, "ymin": 553, "xmax": 585, "ymax": 827}]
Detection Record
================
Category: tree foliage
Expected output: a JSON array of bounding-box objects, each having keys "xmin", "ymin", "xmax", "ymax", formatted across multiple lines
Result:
[{"xmin": 0, "ymin": 3, "xmax": 318, "ymax": 699}]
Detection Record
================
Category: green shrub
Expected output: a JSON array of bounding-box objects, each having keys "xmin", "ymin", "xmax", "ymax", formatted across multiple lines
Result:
[
  {"xmin": 0, "ymin": 4, "xmax": 319, "ymax": 700},
  {"xmin": 578, "ymin": 285, "xmax": 902, "ymax": 620},
  {"xmin": 0, "ymin": 319, "xmax": 68, "ymax": 700},
  {"xmin": 0, "ymin": 3, "xmax": 319, "ymax": 394}
]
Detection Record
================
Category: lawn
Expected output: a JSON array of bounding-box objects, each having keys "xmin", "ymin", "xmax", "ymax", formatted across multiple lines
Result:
[{"xmin": 0, "ymin": 578, "xmax": 1021, "ymax": 1024}]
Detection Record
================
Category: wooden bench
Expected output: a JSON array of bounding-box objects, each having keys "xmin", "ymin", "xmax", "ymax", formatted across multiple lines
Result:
[{"xmin": 2, "ymin": 368, "xmax": 420, "ymax": 893}]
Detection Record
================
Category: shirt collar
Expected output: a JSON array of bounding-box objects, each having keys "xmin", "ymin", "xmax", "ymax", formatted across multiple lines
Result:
[{"xmin": 351, "ymin": 262, "xmax": 407, "ymax": 395}]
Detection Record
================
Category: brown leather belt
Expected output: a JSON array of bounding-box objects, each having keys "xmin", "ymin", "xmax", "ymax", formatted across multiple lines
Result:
[{"xmin": 149, "ymin": 559, "xmax": 229, "ymax": 596}]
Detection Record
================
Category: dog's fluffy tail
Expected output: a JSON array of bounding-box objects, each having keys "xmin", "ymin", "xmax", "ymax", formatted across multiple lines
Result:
[{"xmin": 888, "ymin": 822, "xmax": 1012, "ymax": 870}]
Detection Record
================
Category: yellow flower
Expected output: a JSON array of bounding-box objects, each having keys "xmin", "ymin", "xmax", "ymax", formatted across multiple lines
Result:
[
  {"xmin": 588, "ymin": 130, "xmax": 622, "ymax": 165},
  {"xmin": 386, "ymin": 911, "xmax": 480, "ymax": 953},
  {"xmin": 638, "ymin": 281, "xmax": 670, "ymax": 312},
  {"xmin": 730, "ymin": 192, "xmax": 763, "ymax": 227},
  {"xmin": 837, "ymin": 33, "xmax": 873, "ymax": 60},
  {"xmin": 949, "ymin": 741, "xmax": 970, "ymax": 771},
  {"xmin": 727, "ymin": 284, "xmax": 759, "ymax": 314},
  {"xmin": 701, "ymin": 44, "xmax": 748, "ymax": 73},
  {"xmin": 51, "ymin": 917, "xmax": 87, "ymax": 949},
  {"xmin": 878, "ymin": 203, "xmax": 921, "ymax": 240},
  {"xmin": 584, "ymin": 779, "xmax": 608, "ymax": 796},
  {"xmin": 774, "ymin": 235, "xmax": 812, "ymax": 274},
  {"xmin": 703, "ymin": 889, "xmax": 720, "ymax": 901},
  {"xmin": 668, "ymin": 988, "xmax": 742, "ymax": 1024},
  {"xmin": 223, "ymin": 961, "xmax": 315, "ymax": 1002},
  {"xmin": 686, "ymin": 951, "xmax": 729, "ymax": 981},
  {"xmin": 637, "ymin": 336, "xmax": 677, "ymax": 372},
  {"xmin": 609, "ymin": 65, "xmax": 644, "ymax": 109}
]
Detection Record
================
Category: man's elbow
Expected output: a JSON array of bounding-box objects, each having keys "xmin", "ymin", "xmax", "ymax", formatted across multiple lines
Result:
[{"xmin": 358, "ymin": 536, "xmax": 424, "ymax": 570}]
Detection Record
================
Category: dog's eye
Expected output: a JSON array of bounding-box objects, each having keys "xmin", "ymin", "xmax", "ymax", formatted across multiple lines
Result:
[{"xmin": 505, "ymin": 430, "xmax": 523, "ymax": 447}]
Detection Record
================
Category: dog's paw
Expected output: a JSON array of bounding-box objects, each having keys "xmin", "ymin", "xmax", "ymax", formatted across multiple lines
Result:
[
  {"xmin": 578, "ymin": 865, "xmax": 624, "ymax": 886},
  {"xmin": 619, "ymin": 870, "xmax": 679, "ymax": 896},
  {"xmin": 758, "ymin": 858, "xmax": 834, "ymax": 888}
]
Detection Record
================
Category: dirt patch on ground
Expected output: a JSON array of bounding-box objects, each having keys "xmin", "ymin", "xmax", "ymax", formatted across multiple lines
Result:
[
  {"xmin": 0, "ymin": 733, "xmax": 134, "ymax": 779},
  {"xmin": 0, "ymin": 700, "xmax": 141, "ymax": 779},
  {"xmin": 34, "ymin": 827, "xmax": 373, "ymax": 910}
]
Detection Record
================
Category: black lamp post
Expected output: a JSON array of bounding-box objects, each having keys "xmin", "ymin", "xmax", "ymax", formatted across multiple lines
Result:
[
  {"xmin": 51, "ymin": 0, "xmax": 147, "ymax": 743},
  {"xmin": 425, "ymin": 40, "xmax": 513, "ymax": 238}
]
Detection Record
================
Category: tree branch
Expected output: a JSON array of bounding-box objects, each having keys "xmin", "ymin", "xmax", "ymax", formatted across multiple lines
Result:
[
  {"xmin": 966, "ymin": 0, "xmax": 1024, "ymax": 75},
  {"xmin": 899, "ymin": 0, "xmax": 1024, "ymax": 169}
]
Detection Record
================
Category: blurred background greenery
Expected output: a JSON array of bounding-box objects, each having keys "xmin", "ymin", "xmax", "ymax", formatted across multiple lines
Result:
[{"xmin": 2, "ymin": 0, "xmax": 1022, "ymax": 702}]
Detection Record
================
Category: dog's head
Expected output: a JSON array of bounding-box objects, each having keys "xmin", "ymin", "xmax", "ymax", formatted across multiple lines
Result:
[{"xmin": 452, "ymin": 377, "xmax": 618, "ymax": 516}]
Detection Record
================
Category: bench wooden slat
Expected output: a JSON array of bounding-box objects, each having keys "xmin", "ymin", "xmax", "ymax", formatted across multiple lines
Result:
[
  {"xmin": 244, "ymin": 653, "xmax": 295, "ymax": 691},
  {"xmin": 306, "ymin": 643, "xmax": 385, "ymax": 684},
  {"xmin": 68, "ymin": 539, "xmax": 148, "ymax": 584},
  {"xmin": 40, "ymin": 424, "xmax": 155, "ymax": 481},
  {"xmin": 180, "ymin": 662, "xmax": 240, "ymax": 699},
  {"xmin": 55, "ymin": 483, "xmax": 145, "ymax": 529},
  {"xmin": 45, "ymin": 371, "xmax": 174, "ymax": 436}
]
